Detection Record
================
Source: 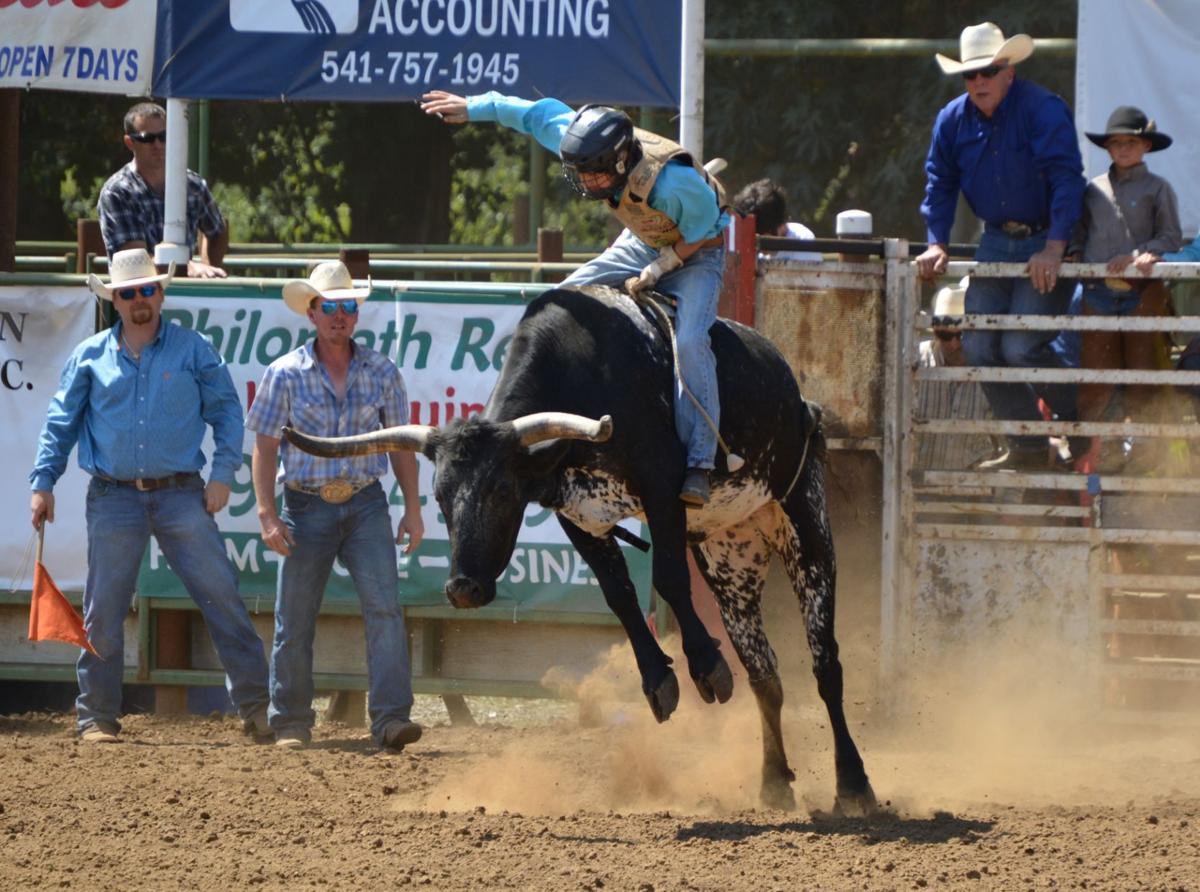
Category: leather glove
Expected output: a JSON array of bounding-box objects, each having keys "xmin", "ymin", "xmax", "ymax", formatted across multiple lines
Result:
[{"xmin": 625, "ymin": 245, "xmax": 683, "ymax": 296}]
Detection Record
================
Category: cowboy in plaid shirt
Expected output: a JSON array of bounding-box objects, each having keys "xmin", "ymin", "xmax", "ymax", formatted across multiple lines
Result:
[{"xmin": 97, "ymin": 102, "xmax": 228, "ymax": 279}]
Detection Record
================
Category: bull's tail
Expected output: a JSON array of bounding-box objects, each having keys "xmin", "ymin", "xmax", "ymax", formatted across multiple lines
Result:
[{"xmin": 780, "ymin": 399, "xmax": 824, "ymax": 502}]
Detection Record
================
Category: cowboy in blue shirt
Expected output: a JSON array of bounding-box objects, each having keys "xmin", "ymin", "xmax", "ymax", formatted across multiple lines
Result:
[
  {"xmin": 916, "ymin": 23, "xmax": 1086, "ymax": 470},
  {"xmin": 29, "ymin": 249, "xmax": 270, "ymax": 743}
]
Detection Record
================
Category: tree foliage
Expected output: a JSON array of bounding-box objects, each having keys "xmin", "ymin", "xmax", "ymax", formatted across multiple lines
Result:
[
  {"xmin": 706, "ymin": 0, "xmax": 1078, "ymax": 239},
  {"xmin": 15, "ymin": 1, "xmax": 1078, "ymax": 247}
]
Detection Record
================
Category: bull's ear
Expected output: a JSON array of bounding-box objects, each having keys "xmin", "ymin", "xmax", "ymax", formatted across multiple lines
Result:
[{"xmin": 517, "ymin": 439, "xmax": 570, "ymax": 476}]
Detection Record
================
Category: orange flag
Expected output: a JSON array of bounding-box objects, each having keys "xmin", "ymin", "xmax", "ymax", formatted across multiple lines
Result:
[{"xmin": 28, "ymin": 559, "xmax": 98, "ymax": 656}]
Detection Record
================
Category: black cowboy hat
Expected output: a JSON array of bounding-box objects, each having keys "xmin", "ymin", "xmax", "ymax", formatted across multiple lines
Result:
[{"xmin": 1085, "ymin": 105, "xmax": 1172, "ymax": 152}]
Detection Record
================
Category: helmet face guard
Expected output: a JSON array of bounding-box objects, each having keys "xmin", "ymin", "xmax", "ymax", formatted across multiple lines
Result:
[{"xmin": 559, "ymin": 105, "xmax": 638, "ymax": 200}]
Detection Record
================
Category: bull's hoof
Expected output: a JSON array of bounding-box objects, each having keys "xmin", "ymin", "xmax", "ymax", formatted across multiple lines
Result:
[
  {"xmin": 693, "ymin": 652, "xmax": 734, "ymax": 705},
  {"xmin": 760, "ymin": 777, "xmax": 797, "ymax": 811},
  {"xmin": 644, "ymin": 670, "xmax": 680, "ymax": 723},
  {"xmin": 832, "ymin": 781, "xmax": 879, "ymax": 818}
]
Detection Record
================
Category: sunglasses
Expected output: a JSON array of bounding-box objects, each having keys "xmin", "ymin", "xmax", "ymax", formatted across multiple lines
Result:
[
  {"xmin": 115, "ymin": 284, "xmax": 159, "ymax": 301},
  {"xmin": 962, "ymin": 64, "xmax": 1007, "ymax": 81},
  {"xmin": 318, "ymin": 299, "xmax": 359, "ymax": 316},
  {"xmin": 934, "ymin": 330, "xmax": 962, "ymax": 342},
  {"xmin": 128, "ymin": 130, "xmax": 167, "ymax": 144}
]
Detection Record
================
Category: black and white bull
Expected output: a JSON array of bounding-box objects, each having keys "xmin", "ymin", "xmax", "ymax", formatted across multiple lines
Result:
[{"xmin": 283, "ymin": 285, "xmax": 876, "ymax": 814}]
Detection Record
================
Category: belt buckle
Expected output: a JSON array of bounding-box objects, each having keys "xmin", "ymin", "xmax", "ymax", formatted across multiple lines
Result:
[
  {"xmin": 1002, "ymin": 221, "xmax": 1032, "ymax": 239},
  {"xmin": 319, "ymin": 480, "xmax": 354, "ymax": 504},
  {"xmin": 134, "ymin": 478, "xmax": 153, "ymax": 492}
]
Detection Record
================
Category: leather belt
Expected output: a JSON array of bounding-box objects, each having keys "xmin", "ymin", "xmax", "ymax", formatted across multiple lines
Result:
[
  {"xmin": 285, "ymin": 479, "xmax": 375, "ymax": 504},
  {"xmin": 993, "ymin": 221, "xmax": 1048, "ymax": 239},
  {"xmin": 100, "ymin": 472, "xmax": 199, "ymax": 492},
  {"xmin": 698, "ymin": 235, "xmax": 726, "ymax": 249}
]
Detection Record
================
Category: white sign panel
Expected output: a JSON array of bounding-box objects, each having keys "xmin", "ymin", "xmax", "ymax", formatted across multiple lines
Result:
[
  {"xmin": 0, "ymin": 286, "xmax": 97, "ymax": 591},
  {"xmin": 0, "ymin": 0, "xmax": 157, "ymax": 95},
  {"xmin": 1076, "ymin": 0, "xmax": 1200, "ymax": 237}
]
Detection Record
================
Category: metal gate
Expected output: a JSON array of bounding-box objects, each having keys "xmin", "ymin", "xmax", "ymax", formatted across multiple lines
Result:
[{"xmin": 882, "ymin": 244, "xmax": 1200, "ymax": 722}]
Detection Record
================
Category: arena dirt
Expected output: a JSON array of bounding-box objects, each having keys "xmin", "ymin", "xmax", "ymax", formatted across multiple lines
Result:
[{"xmin": 3, "ymin": 633, "xmax": 1199, "ymax": 891}]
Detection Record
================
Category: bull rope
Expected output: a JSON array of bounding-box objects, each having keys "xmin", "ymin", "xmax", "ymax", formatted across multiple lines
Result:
[{"xmin": 631, "ymin": 290, "xmax": 745, "ymax": 472}]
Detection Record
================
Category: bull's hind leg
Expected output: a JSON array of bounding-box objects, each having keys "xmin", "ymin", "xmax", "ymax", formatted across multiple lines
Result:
[
  {"xmin": 692, "ymin": 518, "xmax": 796, "ymax": 811},
  {"xmin": 767, "ymin": 480, "xmax": 877, "ymax": 817},
  {"xmin": 558, "ymin": 516, "xmax": 680, "ymax": 722}
]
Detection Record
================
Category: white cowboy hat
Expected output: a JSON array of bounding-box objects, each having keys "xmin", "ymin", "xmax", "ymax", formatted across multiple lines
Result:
[
  {"xmin": 87, "ymin": 248, "xmax": 175, "ymax": 301},
  {"xmin": 936, "ymin": 22, "xmax": 1033, "ymax": 75},
  {"xmin": 933, "ymin": 276, "xmax": 970, "ymax": 317},
  {"xmin": 282, "ymin": 260, "xmax": 371, "ymax": 316}
]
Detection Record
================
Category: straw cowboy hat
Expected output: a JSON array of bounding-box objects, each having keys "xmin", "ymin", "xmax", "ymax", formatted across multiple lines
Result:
[
  {"xmin": 936, "ymin": 22, "xmax": 1034, "ymax": 75},
  {"xmin": 281, "ymin": 260, "xmax": 371, "ymax": 315},
  {"xmin": 933, "ymin": 277, "xmax": 969, "ymax": 319},
  {"xmin": 1085, "ymin": 105, "xmax": 1173, "ymax": 152},
  {"xmin": 86, "ymin": 248, "xmax": 175, "ymax": 301}
]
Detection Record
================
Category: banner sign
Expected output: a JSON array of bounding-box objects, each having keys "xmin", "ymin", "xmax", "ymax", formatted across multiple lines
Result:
[
  {"xmin": 0, "ymin": 0, "xmax": 157, "ymax": 95},
  {"xmin": 0, "ymin": 287, "xmax": 97, "ymax": 592},
  {"xmin": 2, "ymin": 284, "xmax": 650, "ymax": 615},
  {"xmin": 1076, "ymin": 0, "xmax": 1200, "ymax": 238},
  {"xmin": 152, "ymin": 0, "xmax": 681, "ymax": 106},
  {"xmin": 141, "ymin": 284, "xmax": 651, "ymax": 614}
]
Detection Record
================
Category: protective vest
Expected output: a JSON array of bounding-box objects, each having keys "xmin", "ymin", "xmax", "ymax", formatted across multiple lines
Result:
[{"xmin": 611, "ymin": 128, "xmax": 727, "ymax": 249}]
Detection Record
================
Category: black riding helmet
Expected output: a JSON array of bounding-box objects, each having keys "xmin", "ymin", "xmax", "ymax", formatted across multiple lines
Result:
[{"xmin": 559, "ymin": 105, "xmax": 642, "ymax": 200}]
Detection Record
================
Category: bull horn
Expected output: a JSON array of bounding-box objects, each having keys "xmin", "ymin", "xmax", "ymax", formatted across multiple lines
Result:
[
  {"xmin": 510, "ymin": 413, "xmax": 613, "ymax": 447},
  {"xmin": 281, "ymin": 425, "xmax": 433, "ymax": 457}
]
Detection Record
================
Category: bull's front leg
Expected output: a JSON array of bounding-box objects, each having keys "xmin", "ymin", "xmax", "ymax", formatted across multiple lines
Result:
[
  {"xmin": 645, "ymin": 504, "xmax": 734, "ymax": 712},
  {"xmin": 557, "ymin": 516, "xmax": 680, "ymax": 722}
]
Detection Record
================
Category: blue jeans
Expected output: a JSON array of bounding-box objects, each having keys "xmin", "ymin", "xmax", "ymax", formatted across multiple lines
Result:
[
  {"xmin": 562, "ymin": 229, "xmax": 725, "ymax": 469},
  {"xmin": 964, "ymin": 228, "xmax": 1077, "ymax": 454},
  {"xmin": 1081, "ymin": 281, "xmax": 1143, "ymax": 316},
  {"xmin": 271, "ymin": 481, "xmax": 413, "ymax": 745},
  {"xmin": 78, "ymin": 475, "xmax": 269, "ymax": 734}
]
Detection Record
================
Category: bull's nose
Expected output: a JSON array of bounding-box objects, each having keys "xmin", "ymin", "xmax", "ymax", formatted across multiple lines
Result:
[{"xmin": 444, "ymin": 576, "xmax": 484, "ymax": 608}]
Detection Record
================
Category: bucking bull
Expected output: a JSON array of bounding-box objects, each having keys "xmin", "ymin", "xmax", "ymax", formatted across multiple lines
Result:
[{"xmin": 283, "ymin": 284, "xmax": 876, "ymax": 814}]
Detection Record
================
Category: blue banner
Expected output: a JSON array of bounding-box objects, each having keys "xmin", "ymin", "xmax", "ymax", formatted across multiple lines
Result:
[{"xmin": 152, "ymin": 0, "xmax": 681, "ymax": 106}]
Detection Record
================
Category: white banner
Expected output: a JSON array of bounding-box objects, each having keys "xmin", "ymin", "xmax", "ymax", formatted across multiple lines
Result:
[
  {"xmin": 0, "ymin": 283, "xmax": 648, "ymax": 613},
  {"xmin": 1076, "ymin": 0, "xmax": 1200, "ymax": 238},
  {"xmin": 0, "ymin": 286, "xmax": 97, "ymax": 592},
  {"xmin": 0, "ymin": 0, "xmax": 156, "ymax": 95}
]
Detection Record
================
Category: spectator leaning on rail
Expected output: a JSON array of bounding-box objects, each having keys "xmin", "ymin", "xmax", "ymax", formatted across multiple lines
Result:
[
  {"xmin": 731, "ymin": 178, "xmax": 822, "ymax": 263},
  {"xmin": 420, "ymin": 90, "xmax": 729, "ymax": 507},
  {"xmin": 916, "ymin": 277, "xmax": 1002, "ymax": 470},
  {"xmin": 1072, "ymin": 106, "xmax": 1182, "ymax": 473},
  {"xmin": 247, "ymin": 261, "xmax": 424, "ymax": 752},
  {"xmin": 97, "ymin": 101, "xmax": 228, "ymax": 279},
  {"xmin": 28, "ymin": 248, "xmax": 270, "ymax": 744},
  {"xmin": 916, "ymin": 22, "xmax": 1086, "ymax": 471}
]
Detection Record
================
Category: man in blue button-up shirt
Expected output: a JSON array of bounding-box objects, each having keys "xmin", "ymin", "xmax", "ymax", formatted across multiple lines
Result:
[
  {"xmin": 916, "ymin": 23, "xmax": 1086, "ymax": 468},
  {"xmin": 29, "ymin": 248, "xmax": 269, "ymax": 744}
]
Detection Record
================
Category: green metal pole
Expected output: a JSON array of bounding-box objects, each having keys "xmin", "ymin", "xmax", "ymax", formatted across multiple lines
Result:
[
  {"xmin": 529, "ymin": 140, "xmax": 545, "ymax": 248},
  {"xmin": 197, "ymin": 100, "xmax": 211, "ymax": 181}
]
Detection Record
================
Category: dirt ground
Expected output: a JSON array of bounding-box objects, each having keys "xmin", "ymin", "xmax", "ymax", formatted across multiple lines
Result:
[{"xmin": 3, "ymin": 666, "xmax": 1200, "ymax": 892}]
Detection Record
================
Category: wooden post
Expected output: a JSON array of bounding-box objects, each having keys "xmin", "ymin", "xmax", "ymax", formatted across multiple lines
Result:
[
  {"xmin": 324, "ymin": 690, "xmax": 367, "ymax": 726},
  {"xmin": 513, "ymin": 194, "xmax": 530, "ymax": 246},
  {"xmin": 0, "ymin": 90, "xmax": 18, "ymax": 273},
  {"xmin": 338, "ymin": 248, "xmax": 371, "ymax": 279},
  {"xmin": 717, "ymin": 214, "xmax": 756, "ymax": 326},
  {"xmin": 537, "ymin": 227, "xmax": 564, "ymax": 283},
  {"xmin": 75, "ymin": 220, "xmax": 105, "ymax": 274},
  {"xmin": 153, "ymin": 610, "xmax": 189, "ymax": 715}
]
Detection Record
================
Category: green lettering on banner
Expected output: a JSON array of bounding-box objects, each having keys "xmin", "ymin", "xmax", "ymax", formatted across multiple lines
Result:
[
  {"xmin": 257, "ymin": 327, "xmax": 293, "ymax": 364},
  {"xmin": 452, "ymin": 318, "xmax": 495, "ymax": 371},
  {"xmin": 135, "ymin": 284, "xmax": 653, "ymax": 615},
  {"xmin": 395, "ymin": 315, "xmax": 431, "ymax": 369}
]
